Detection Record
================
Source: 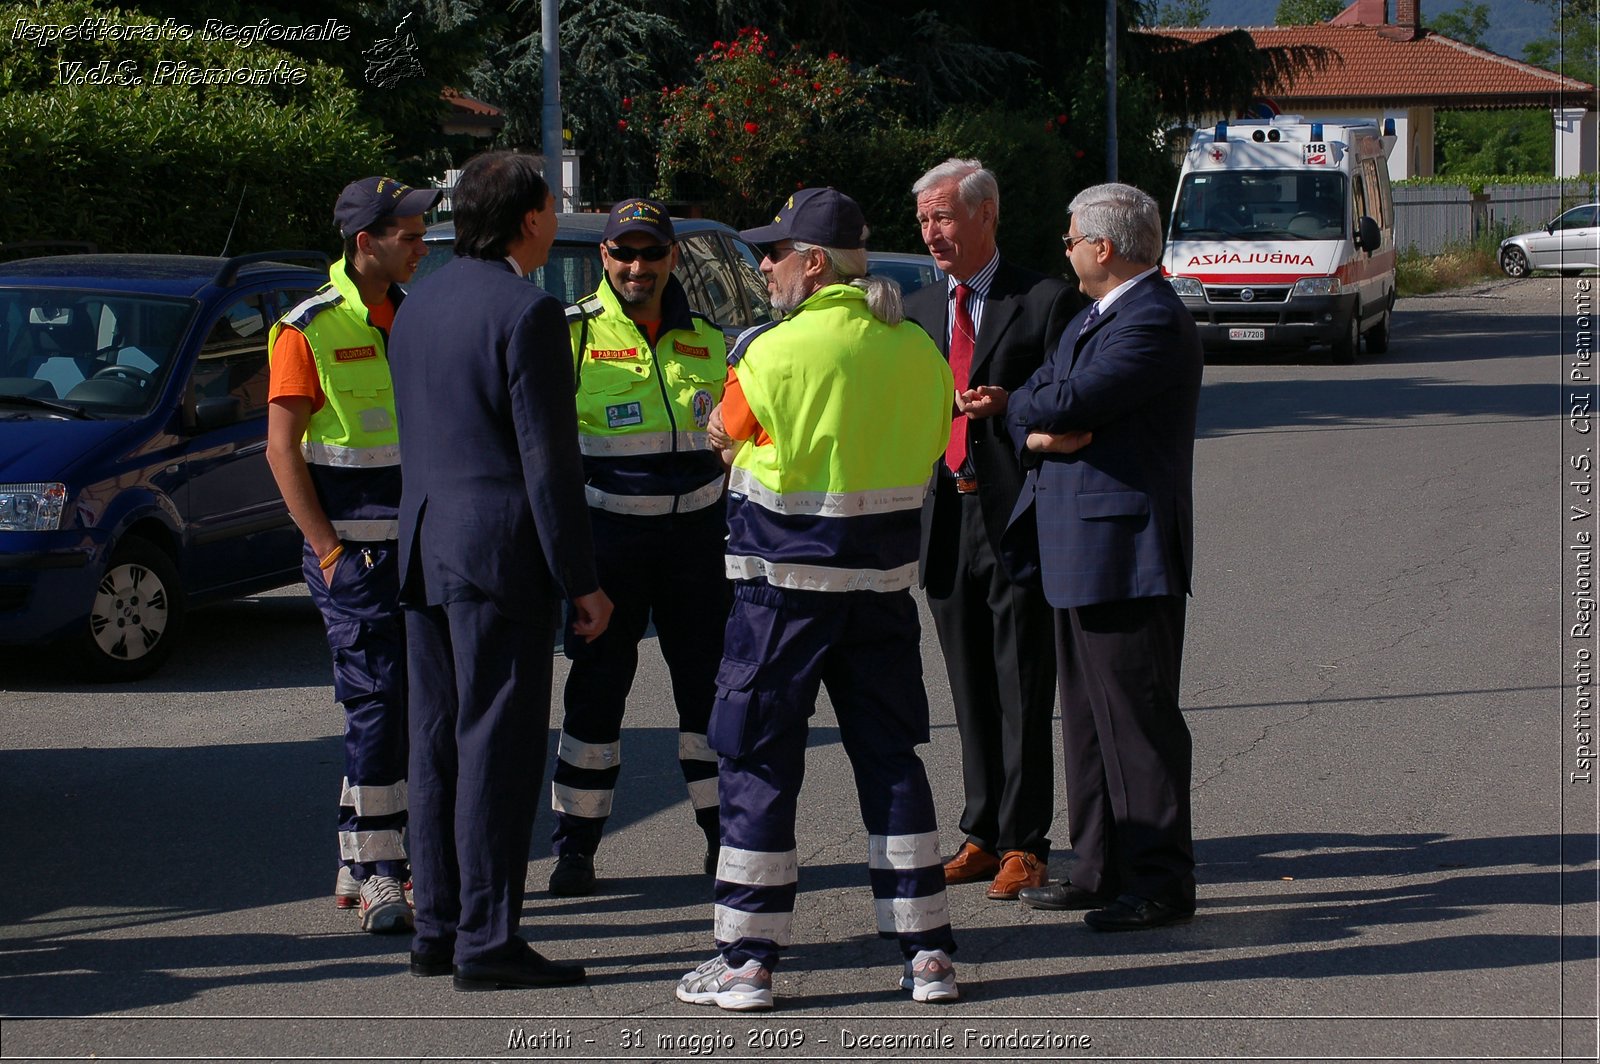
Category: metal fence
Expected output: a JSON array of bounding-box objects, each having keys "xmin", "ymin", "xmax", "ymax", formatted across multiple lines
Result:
[
  {"xmin": 1393, "ymin": 185, "xmax": 1474, "ymax": 254},
  {"xmin": 1394, "ymin": 180, "xmax": 1598, "ymax": 254}
]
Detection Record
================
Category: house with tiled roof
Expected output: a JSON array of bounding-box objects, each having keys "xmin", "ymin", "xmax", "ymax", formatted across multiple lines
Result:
[{"xmin": 1152, "ymin": 0, "xmax": 1596, "ymax": 179}]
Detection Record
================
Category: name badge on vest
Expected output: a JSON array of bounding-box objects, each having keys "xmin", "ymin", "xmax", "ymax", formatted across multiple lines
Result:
[
  {"xmin": 606, "ymin": 401, "xmax": 644, "ymax": 428},
  {"xmin": 335, "ymin": 345, "xmax": 377, "ymax": 362},
  {"xmin": 590, "ymin": 347, "xmax": 639, "ymax": 361},
  {"xmin": 674, "ymin": 339, "xmax": 710, "ymax": 359}
]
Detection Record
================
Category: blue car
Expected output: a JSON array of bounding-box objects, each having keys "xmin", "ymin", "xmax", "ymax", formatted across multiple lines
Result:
[{"xmin": 0, "ymin": 251, "xmax": 328, "ymax": 679}]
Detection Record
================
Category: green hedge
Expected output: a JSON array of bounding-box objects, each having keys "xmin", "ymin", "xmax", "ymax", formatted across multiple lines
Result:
[{"xmin": 1, "ymin": 0, "xmax": 389, "ymax": 255}]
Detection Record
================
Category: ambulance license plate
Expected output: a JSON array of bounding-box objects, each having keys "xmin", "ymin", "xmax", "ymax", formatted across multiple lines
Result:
[{"xmin": 1228, "ymin": 328, "xmax": 1267, "ymax": 341}]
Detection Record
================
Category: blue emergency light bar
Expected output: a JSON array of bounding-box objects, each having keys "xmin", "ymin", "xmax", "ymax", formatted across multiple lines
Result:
[{"xmin": 1215, "ymin": 121, "xmax": 1228, "ymax": 142}]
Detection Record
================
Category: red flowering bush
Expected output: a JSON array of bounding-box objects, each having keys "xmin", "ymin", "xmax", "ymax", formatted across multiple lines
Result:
[{"xmin": 648, "ymin": 27, "xmax": 893, "ymax": 226}]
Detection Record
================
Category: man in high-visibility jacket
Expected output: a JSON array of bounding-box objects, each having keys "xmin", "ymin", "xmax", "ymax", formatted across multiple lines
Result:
[
  {"xmin": 267, "ymin": 176, "xmax": 439, "ymax": 934},
  {"xmin": 548, "ymin": 198, "xmax": 731, "ymax": 897},
  {"xmin": 674, "ymin": 188, "xmax": 959, "ymax": 1011}
]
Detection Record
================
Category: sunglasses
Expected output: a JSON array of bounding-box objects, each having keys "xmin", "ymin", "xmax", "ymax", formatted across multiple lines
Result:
[
  {"xmin": 1061, "ymin": 233, "xmax": 1100, "ymax": 251},
  {"xmin": 604, "ymin": 243, "xmax": 673, "ymax": 263}
]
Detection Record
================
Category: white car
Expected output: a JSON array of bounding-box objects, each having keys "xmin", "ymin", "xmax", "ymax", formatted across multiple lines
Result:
[{"xmin": 1499, "ymin": 203, "xmax": 1599, "ymax": 277}]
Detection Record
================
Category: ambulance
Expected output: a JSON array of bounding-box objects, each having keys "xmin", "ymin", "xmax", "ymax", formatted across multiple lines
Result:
[{"xmin": 1163, "ymin": 115, "xmax": 1397, "ymax": 362}]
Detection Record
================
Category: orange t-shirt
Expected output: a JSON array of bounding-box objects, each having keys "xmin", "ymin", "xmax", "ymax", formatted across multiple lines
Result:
[
  {"xmin": 268, "ymin": 298, "xmax": 395, "ymax": 413},
  {"xmin": 719, "ymin": 365, "xmax": 771, "ymax": 447}
]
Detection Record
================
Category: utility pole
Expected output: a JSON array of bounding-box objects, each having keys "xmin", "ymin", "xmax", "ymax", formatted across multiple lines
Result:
[
  {"xmin": 1106, "ymin": 0, "xmax": 1118, "ymax": 182},
  {"xmin": 541, "ymin": 0, "xmax": 564, "ymax": 209}
]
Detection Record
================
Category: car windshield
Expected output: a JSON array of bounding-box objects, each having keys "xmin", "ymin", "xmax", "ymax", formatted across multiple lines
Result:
[
  {"xmin": 1170, "ymin": 170, "xmax": 1348, "ymax": 241},
  {"xmin": 0, "ymin": 288, "xmax": 194, "ymax": 415},
  {"xmin": 411, "ymin": 241, "xmax": 604, "ymax": 305}
]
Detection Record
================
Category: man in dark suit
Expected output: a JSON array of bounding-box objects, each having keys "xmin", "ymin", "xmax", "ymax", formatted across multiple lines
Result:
[
  {"xmin": 992, "ymin": 182, "xmax": 1203, "ymax": 931},
  {"xmin": 904, "ymin": 158, "xmax": 1080, "ymax": 901},
  {"xmin": 388, "ymin": 151, "xmax": 613, "ymax": 989}
]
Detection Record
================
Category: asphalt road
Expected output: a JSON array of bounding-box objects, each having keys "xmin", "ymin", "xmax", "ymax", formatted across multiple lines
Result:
[{"xmin": 1, "ymin": 275, "xmax": 1595, "ymax": 1063}]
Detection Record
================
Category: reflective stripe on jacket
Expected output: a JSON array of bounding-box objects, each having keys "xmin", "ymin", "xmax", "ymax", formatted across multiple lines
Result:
[{"xmin": 726, "ymin": 283, "xmax": 953, "ymax": 592}]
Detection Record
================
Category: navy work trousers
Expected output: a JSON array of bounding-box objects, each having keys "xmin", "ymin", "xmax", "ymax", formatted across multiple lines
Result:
[
  {"xmin": 302, "ymin": 540, "xmax": 407, "ymax": 882},
  {"xmin": 708, "ymin": 581, "xmax": 955, "ymax": 970},
  {"xmin": 553, "ymin": 506, "xmax": 728, "ymax": 857}
]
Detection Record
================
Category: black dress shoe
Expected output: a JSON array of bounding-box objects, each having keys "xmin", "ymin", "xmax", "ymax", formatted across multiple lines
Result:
[
  {"xmin": 409, "ymin": 949, "xmax": 452, "ymax": 977},
  {"xmin": 548, "ymin": 852, "xmax": 596, "ymax": 897},
  {"xmin": 1018, "ymin": 882, "xmax": 1109, "ymax": 912},
  {"xmin": 453, "ymin": 947, "xmax": 587, "ymax": 991},
  {"xmin": 1083, "ymin": 893, "xmax": 1195, "ymax": 932}
]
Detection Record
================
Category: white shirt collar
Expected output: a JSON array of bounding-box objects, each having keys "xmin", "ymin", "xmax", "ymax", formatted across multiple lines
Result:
[{"xmin": 1094, "ymin": 266, "xmax": 1160, "ymax": 315}]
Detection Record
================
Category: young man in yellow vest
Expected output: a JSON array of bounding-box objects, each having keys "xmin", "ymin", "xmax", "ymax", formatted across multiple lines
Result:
[
  {"xmin": 549, "ymin": 198, "xmax": 730, "ymax": 896},
  {"xmin": 266, "ymin": 176, "xmax": 438, "ymax": 934}
]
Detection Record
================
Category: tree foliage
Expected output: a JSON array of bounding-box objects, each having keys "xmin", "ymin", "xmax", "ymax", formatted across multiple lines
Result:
[
  {"xmin": 1435, "ymin": 110, "xmax": 1555, "ymax": 175},
  {"xmin": 1428, "ymin": 2, "xmax": 1491, "ymax": 46},
  {"xmin": 120, "ymin": 0, "xmax": 498, "ymax": 177},
  {"xmin": 1523, "ymin": 0, "xmax": 1599, "ymax": 83},
  {"xmin": 649, "ymin": 29, "xmax": 897, "ymax": 227},
  {"xmin": 472, "ymin": 0, "xmax": 1329, "ymax": 216},
  {"xmin": 1274, "ymin": 0, "xmax": 1343, "ymax": 24},
  {"xmin": 1, "ymin": 0, "xmax": 385, "ymax": 253}
]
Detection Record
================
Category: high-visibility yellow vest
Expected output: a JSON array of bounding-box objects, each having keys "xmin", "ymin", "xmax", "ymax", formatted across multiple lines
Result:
[
  {"xmin": 726, "ymin": 283, "xmax": 953, "ymax": 592},
  {"xmin": 566, "ymin": 276, "xmax": 727, "ymax": 517},
  {"xmin": 268, "ymin": 256, "xmax": 401, "ymax": 540}
]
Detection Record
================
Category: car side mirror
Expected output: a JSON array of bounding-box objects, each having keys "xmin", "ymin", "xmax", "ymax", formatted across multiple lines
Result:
[
  {"xmin": 1355, "ymin": 215, "xmax": 1381, "ymax": 255},
  {"xmin": 192, "ymin": 394, "xmax": 243, "ymax": 431}
]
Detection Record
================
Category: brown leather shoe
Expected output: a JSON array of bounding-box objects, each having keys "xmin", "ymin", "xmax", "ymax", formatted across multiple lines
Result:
[
  {"xmin": 986, "ymin": 850, "xmax": 1046, "ymax": 900},
  {"xmin": 943, "ymin": 842, "xmax": 1001, "ymax": 884}
]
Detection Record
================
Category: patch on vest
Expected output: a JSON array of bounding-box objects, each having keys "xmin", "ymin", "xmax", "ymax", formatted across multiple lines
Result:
[
  {"xmin": 590, "ymin": 347, "xmax": 639, "ymax": 361},
  {"xmin": 359, "ymin": 407, "xmax": 393, "ymax": 432},
  {"xmin": 674, "ymin": 339, "xmax": 710, "ymax": 359},
  {"xmin": 334, "ymin": 345, "xmax": 377, "ymax": 362},
  {"xmin": 691, "ymin": 389, "xmax": 714, "ymax": 428},
  {"xmin": 606, "ymin": 401, "xmax": 644, "ymax": 428}
]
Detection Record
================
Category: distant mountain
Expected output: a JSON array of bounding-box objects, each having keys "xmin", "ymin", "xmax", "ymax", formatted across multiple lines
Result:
[{"xmin": 1192, "ymin": 0, "xmax": 1554, "ymax": 61}]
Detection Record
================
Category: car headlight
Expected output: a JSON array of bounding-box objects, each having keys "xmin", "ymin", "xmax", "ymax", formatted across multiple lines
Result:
[
  {"xmin": 0, "ymin": 482, "xmax": 67, "ymax": 531},
  {"xmin": 1168, "ymin": 276, "xmax": 1204, "ymax": 298},
  {"xmin": 1291, "ymin": 276, "xmax": 1343, "ymax": 297}
]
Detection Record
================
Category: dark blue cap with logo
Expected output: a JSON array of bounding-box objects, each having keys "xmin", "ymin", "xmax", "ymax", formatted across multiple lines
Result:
[
  {"xmin": 603, "ymin": 197, "xmax": 676, "ymax": 243},
  {"xmin": 739, "ymin": 187, "xmax": 867, "ymax": 249},
  {"xmin": 334, "ymin": 177, "xmax": 441, "ymax": 237}
]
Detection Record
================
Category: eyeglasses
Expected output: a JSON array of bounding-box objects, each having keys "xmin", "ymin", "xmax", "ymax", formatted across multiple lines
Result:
[
  {"xmin": 604, "ymin": 244, "xmax": 673, "ymax": 263},
  {"xmin": 1061, "ymin": 233, "xmax": 1100, "ymax": 251}
]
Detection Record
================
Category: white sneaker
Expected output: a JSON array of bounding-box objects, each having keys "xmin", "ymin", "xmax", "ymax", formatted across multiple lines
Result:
[
  {"xmin": 900, "ymin": 948, "xmax": 958, "ymax": 1002},
  {"xmin": 334, "ymin": 865, "xmax": 361, "ymax": 909},
  {"xmin": 676, "ymin": 955, "xmax": 774, "ymax": 1011},
  {"xmin": 358, "ymin": 874, "xmax": 414, "ymax": 934}
]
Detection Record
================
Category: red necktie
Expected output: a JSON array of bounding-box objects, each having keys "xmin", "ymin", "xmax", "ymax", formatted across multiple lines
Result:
[{"xmin": 945, "ymin": 282, "xmax": 975, "ymax": 473}]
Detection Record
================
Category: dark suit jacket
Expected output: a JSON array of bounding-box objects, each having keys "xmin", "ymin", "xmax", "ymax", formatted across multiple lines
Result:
[
  {"xmin": 388, "ymin": 256, "xmax": 598, "ymax": 619},
  {"xmin": 1003, "ymin": 271, "xmax": 1203, "ymax": 610},
  {"xmin": 905, "ymin": 259, "xmax": 1079, "ymax": 594}
]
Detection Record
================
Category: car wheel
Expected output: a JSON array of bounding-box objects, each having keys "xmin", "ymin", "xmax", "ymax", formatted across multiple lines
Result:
[
  {"xmin": 1364, "ymin": 306, "xmax": 1391, "ymax": 355},
  {"xmin": 1500, "ymin": 246, "xmax": 1529, "ymax": 278},
  {"xmin": 1331, "ymin": 311, "xmax": 1359, "ymax": 364},
  {"xmin": 77, "ymin": 536, "xmax": 185, "ymax": 681}
]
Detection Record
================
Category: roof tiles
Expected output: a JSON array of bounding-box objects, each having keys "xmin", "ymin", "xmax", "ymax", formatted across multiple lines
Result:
[{"xmin": 1150, "ymin": 26, "xmax": 1595, "ymax": 108}]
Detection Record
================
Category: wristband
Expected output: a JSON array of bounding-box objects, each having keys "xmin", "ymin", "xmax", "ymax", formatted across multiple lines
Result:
[{"xmin": 318, "ymin": 543, "xmax": 345, "ymax": 570}]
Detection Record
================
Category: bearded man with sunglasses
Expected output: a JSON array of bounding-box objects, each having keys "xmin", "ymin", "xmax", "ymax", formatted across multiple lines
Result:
[{"xmin": 547, "ymin": 197, "xmax": 731, "ymax": 897}]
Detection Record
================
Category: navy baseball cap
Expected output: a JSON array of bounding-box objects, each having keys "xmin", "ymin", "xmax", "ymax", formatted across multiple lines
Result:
[
  {"xmin": 740, "ymin": 188, "xmax": 866, "ymax": 249},
  {"xmin": 334, "ymin": 177, "xmax": 441, "ymax": 237},
  {"xmin": 603, "ymin": 198, "xmax": 676, "ymax": 243}
]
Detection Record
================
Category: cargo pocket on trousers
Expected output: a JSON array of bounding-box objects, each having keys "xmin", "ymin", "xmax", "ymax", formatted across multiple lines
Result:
[
  {"xmin": 707, "ymin": 657, "xmax": 761, "ymax": 759},
  {"xmin": 327, "ymin": 619, "xmax": 380, "ymax": 703}
]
